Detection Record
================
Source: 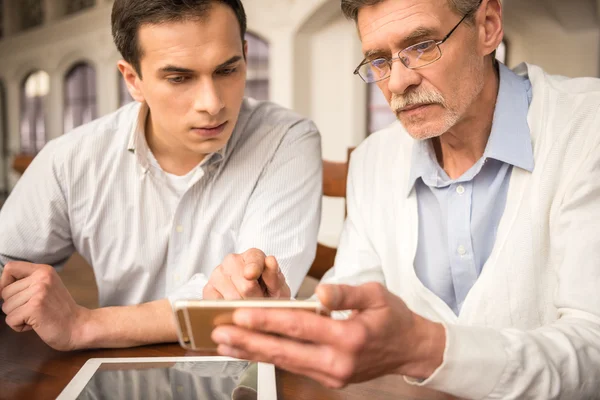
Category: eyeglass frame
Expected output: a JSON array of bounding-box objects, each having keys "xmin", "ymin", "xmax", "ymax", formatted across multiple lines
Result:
[{"xmin": 353, "ymin": 1, "xmax": 483, "ymax": 83}]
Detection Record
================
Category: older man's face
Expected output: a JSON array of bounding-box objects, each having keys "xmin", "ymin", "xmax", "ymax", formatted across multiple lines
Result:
[{"xmin": 357, "ymin": 0, "xmax": 485, "ymax": 140}]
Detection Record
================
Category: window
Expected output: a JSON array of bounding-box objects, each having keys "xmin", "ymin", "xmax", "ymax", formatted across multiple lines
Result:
[
  {"xmin": 0, "ymin": 0, "xmax": 5, "ymax": 39},
  {"xmin": 118, "ymin": 73, "xmax": 134, "ymax": 107},
  {"xmin": 496, "ymin": 39, "xmax": 507, "ymax": 64},
  {"xmin": 20, "ymin": 71, "xmax": 49, "ymax": 154},
  {"xmin": 245, "ymin": 33, "xmax": 269, "ymax": 101},
  {"xmin": 367, "ymin": 83, "xmax": 396, "ymax": 134},
  {"xmin": 20, "ymin": 0, "xmax": 44, "ymax": 31},
  {"xmin": 64, "ymin": 63, "xmax": 97, "ymax": 132},
  {"xmin": 66, "ymin": 0, "xmax": 95, "ymax": 15},
  {"xmin": 0, "ymin": 79, "xmax": 7, "ymax": 203}
]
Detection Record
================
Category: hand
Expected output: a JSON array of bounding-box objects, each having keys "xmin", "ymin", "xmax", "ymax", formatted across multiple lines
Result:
[
  {"xmin": 0, "ymin": 262, "xmax": 90, "ymax": 351},
  {"xmin": 211, "ymin": 282, "xmax": 446, "ymax": 388},
  {"xmin": 203, "ymin": 248, "xmax": 291, "ymax": 300}
]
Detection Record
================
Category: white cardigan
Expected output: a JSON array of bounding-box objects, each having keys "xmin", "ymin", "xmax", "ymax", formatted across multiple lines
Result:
[{"xmin": 327, "ymin": 63, "xmax": 600, "ymax": 399}]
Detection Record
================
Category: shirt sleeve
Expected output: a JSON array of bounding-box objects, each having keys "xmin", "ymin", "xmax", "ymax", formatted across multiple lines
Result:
[
  {"xmin": 0, "ymin": 140, "xmax": 74, "ymax": 272},
  {"xmin": 234, "ymin": 119, "xmax": 323, "ymax": 296},
  {"xmin": 167, "ymin": 273, "xmax": 209, "ymax": 305},
  {"xmin": 409, "ymin": 142, "xmax": 600, "ymax": 399}
]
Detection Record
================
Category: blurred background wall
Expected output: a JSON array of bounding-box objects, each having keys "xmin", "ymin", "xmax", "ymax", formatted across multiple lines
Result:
[{"xmin": 0, "ymin": 0, "xmax": 599, "ymax": 248}]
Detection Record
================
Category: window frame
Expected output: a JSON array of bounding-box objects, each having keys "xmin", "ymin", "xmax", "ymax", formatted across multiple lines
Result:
[
  {"xmin": 63, "ymin": 61, "xmax": 98, "ymax": 132},
  {"xmin": 244, "ymin": 32, "xmax": 270, "ymax": 101},
  {"xmin": 20, "ymin": 70, "xmax": 49, "ymax": 154}
]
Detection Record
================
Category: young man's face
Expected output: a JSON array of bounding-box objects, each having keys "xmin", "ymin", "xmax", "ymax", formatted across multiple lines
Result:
[
  {"xmin": 126, "ymin": 3, "xmax": 247, "ymax": 157},
  {"xmin": 357, "ymin": 0, "xmax": 488, "ymax": 140}
]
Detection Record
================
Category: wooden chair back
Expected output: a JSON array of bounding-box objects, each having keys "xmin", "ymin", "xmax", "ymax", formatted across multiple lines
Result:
[
  {"xmin": 307, "ymin": 148, "xmax": 354, "ymax": 280},
  {"xmin": 12, "ymin": 154, "xmax": 34, "ymax": 175}
]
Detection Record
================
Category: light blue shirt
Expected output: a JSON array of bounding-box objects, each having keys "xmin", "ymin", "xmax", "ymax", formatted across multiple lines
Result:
[{"xmin": 409, "ymin": 64, "xmax": 534, "ymax": 315}]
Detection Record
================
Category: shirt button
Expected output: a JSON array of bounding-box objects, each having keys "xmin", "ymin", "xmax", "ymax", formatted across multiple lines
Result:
[
  {"xmin": 175, "ymin": 274, "xmax": 181, "ymax": 282},
  {"xmin": 176, "ymin": 225, "xmax": 184, "ymax": 233},
  {"xmin": 457, "ymin": 245, "xmax": 467, "ymax": 256},
  {"xmin": 456, "ymin": 185, "xmax": 465, "ymax": 195}
]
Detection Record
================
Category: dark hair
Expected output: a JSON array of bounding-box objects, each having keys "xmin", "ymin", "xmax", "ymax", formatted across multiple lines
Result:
[{"xmin": 112, "ymin": 0, "xmax": 247, "ymax": 77}]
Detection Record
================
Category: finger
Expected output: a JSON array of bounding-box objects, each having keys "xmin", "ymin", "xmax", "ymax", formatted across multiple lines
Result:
[
  {"xmin": 229, "ymin": 274, "xmax": 264, "ymax": 299},
  {"xmin": 212, "ymin": 325, "xmax": 350, "ymax": 384},
  {"xmin": 0, "ymin": 262, "xmax": 38, "ymax": 291},
  {"xmin": 202, "ymin": 283, "xmax": 224, "ymax": 300},
  {"xmin": 2, "ymin": 284, "xmax": 37, "ymax": 314},
  {"xmin": 316, "ymin": 282, "xmax": 388, "ymax": 311},
  {"xmin": 208, "ymin": 272, "xmax": 244, "ymax": 300},
  {"xmin": 259, "ymin": 256, "xmax": 285, "ymax": 294},
  {"xmin": 5, "ymin": 303, "xmax": 32, "ymax": 332},
  {"xmin": 217, "ymin": 344, "xmax": 346, "ymax": 389},
  {"xmin": 241, "ymin": 249, "xmax": 266, "ymax": 280},
  {"xmin": 1, "ymin": 275, "xmax": 34, "ymax": 301},
  {"xmin": 231, "ymin": 308, "xmax": 346, "ymax": 346}
]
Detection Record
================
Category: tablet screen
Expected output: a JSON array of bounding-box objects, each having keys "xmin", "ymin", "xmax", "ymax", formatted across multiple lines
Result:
[{"xmin": 75, "ymin": 360, "xmax": 257, "ymax": 400}]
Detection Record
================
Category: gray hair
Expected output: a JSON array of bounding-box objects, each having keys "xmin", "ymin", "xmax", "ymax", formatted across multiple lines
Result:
[{"xmin": 341, "ymin": 0, "xmax": 482, "ymax": 22}]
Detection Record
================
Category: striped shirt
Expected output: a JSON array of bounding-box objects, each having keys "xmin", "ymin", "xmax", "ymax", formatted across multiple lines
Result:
[{"xmin": 0, "ymin": 99, "xmax": 322, "ymax": 306}]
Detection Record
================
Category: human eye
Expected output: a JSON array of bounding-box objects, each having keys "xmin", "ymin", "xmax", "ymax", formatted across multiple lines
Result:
[
  {"xmin": 370, "ymin": 58, "xmax": 388, "ymax": 68},
  {"xmin": 404, "ymin": 40, "xmax": 438, "ymax": 65},
  {"xmin": 411, "ymin": 41, "xmax": 436, "ymax": 53},
  {"xmin": 167, "ymin": 76, "xmax": 189, "ymax": 84},
  {"xmin": 216, "ymin": 67, "xmax": 238, "ymax": 76}
]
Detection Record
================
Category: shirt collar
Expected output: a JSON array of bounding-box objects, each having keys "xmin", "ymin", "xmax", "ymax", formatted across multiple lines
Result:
[
  {"xmin": 126, "ymin": 103, "xmax": 227, "ymax": 173},
  {"xmin": 126, "ymin": 103, "xmax": 151, "ymax": 173},
  {"xmin": 484, "ymin": 63, "xmax": 534, "ymax": 172},
  {"xmin": 406, "ymin": 63, "xmax": 534, "ymax": 196}
]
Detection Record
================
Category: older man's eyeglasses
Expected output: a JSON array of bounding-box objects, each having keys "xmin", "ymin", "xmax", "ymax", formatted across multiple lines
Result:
[{"xmin": 353, "ymin": 3, "xmax": 482, "ymax": 83}]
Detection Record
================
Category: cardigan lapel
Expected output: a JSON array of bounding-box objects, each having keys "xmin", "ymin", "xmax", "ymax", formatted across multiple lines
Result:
[
  {"xmin": 458, "ymin": 63, "xmax": 544, "ymax": 321},
  {"xmin": 392, "ymin": 132, "xmax": 459, "ymax": 323}
]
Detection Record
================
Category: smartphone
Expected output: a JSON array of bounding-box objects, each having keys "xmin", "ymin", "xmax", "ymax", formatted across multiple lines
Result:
[{"xmin": 173, "ymin": 299, "xmax": 329, "ymax": 351}]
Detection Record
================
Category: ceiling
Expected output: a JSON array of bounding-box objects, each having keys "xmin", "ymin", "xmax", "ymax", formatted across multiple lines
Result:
[{"xmin": 507, "ymin": 0, "xmax": 600, "ymax": 31}]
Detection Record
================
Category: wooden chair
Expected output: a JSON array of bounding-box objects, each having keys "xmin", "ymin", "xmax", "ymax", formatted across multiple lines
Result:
[
  {"xmin": 12, "ymin": 154, "xmax": 34, "ymax": 175},
  {"xmin": 307, "ymin": 148, "xmax": 354, "ymax": 280}
]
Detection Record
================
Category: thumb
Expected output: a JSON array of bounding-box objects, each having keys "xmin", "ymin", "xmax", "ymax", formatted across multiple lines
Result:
[
  {"xmin": 260, "ymin": 256, "xmax": 282, "ymax": 292},
  {"xmin": 316, "ymin": 282, "xmax": 388, "ymax": 311},
  {"xmin": 242, "ymin": 248, "xmax": 267, "ymax": 280}
]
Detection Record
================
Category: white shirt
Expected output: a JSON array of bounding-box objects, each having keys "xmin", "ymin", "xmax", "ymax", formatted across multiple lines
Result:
[
  {"xmin": 0, "ymin": 99, "xmax": 322, "ymax": 306},
  {"xmin": 326, "ymin": 64, "xmax": 600, "ymax": 399}
]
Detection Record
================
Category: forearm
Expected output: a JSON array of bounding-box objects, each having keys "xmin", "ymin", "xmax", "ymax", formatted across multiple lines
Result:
[{"xmin": 76, "ymin": 299, "xmax": 178, "ymax": 349}]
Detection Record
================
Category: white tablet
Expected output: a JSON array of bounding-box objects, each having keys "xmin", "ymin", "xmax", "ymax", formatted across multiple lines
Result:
[{"xmin": 57, "ymin": 356, "xmax": 276, "ymax": 400}]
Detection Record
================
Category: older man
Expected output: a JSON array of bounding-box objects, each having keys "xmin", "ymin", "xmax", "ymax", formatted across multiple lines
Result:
[{"xmin": 211, "ymin": 0, "xmax": 600, "ymax": 398}]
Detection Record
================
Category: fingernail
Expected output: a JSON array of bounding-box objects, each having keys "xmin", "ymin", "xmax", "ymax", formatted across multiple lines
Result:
[
  {"xmin": 331, "ymin": 285, "xmax": 341, "ymax": 306},
  {"xmin": 233, "ymin": 311, "xmax": 251, "ymax": 327},
  {"xmin": 212, "ymin": 329, "xmax": 231, "ymax": 345},
  {"xmin": 317, "ymin": 284, "xmax": 339, "ymax": 308}
]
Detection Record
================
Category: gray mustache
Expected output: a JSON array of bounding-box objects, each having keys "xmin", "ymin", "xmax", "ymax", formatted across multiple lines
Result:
[{"xmin": 391, "ymin": 90, "xmax": 446, "ymax": 111}]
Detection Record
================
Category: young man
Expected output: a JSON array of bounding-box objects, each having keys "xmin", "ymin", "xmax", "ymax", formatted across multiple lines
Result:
[
  {"xmin": 0, "ymin": 0, "xmax": 321, "ymax": 351},
  {"xmin": 211, "ymin": 0, "xmax": 600, "ymax": 398}
]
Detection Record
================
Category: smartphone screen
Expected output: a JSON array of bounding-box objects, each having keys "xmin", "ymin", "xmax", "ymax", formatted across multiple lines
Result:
[{"xmin": 174, "ymin": 300, "xmax": 328, "ymax": 351}]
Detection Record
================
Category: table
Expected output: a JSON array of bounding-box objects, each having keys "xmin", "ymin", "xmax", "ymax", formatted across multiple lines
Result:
[{"xmin": 0, "ymin": 317, "xmax": 454, "ymax": 400}]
